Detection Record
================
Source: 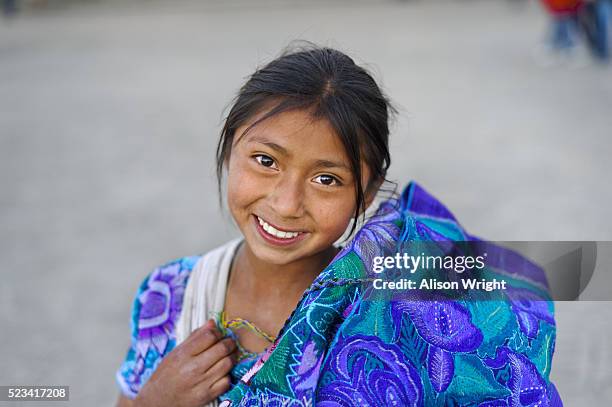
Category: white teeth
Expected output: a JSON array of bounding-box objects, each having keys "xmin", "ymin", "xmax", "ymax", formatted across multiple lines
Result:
[{"xmin": 257, "ymin": 216, "xmax": 300, "ymax": 239}]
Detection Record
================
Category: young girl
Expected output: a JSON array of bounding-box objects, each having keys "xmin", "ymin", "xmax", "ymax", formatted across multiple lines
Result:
[{"xmin": 116, "ymin": 46, "xmax": 562, "ymax": 406}]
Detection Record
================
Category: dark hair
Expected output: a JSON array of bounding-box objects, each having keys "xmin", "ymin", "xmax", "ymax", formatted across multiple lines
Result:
[{"xmin": 216, "ymin": 44, "xmax": 395, "ymax": 237}]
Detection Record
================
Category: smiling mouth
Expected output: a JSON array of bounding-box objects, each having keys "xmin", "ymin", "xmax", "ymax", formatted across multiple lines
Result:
[
  {"xmin": 252, "ymin": 215, "xmax": 308, "ymax": 246},
  {"xmin": 255, "ymin": 215, "xmax": 303, "ymax": 239}
]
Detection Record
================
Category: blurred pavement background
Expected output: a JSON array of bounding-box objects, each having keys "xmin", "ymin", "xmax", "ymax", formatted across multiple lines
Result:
[{"xmin": 1, "ymin": 0, "xmax": 611, "ymax": 405}]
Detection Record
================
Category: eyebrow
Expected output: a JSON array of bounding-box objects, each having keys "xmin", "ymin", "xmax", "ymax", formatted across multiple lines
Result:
[
  {"xmin": 249, "ymin": 136, "xmax": 289, "ymax": 156},
  {"xmin": 312, "ymin": 159, "xmax": 351, "ymax": 172}
]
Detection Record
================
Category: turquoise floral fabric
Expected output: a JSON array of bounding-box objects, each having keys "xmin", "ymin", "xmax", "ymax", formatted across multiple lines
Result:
[{"xmin": 117, "ymin": 182, "xmax": 562, "ymax": 406}]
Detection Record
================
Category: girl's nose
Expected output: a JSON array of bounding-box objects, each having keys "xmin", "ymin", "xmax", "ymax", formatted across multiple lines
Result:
[{"xmin": 268, "ymin": 173, "xmax": 306, "ymax": 219}]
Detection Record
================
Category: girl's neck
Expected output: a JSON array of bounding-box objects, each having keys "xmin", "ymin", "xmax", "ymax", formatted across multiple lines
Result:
[{"xmin": 231, "ymin": 242, "xmax": 339, "ymax": 298}]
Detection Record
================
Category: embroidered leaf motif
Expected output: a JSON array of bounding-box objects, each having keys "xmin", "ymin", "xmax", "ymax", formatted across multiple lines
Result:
[
  {"xmin": 524, "ymin": 325, "xmax": 556, "ymax": 380},
  {"xmin": 344, "ymin": 300, "xmax": 395, "ymax": 343},
  {"xmin": 397, "ymin": 314, "xmax": 428, "ymax": 367},
  {"xmin": 427, "ymin": 345, "xmax": 454, "ymax": 393},
  {"xmin": 470, "ymin": 300, "xmax": 515, "ymax": 358},
  {"xmin": 445, "ymin": 354, "xmax": 511, "ymax": 405}
]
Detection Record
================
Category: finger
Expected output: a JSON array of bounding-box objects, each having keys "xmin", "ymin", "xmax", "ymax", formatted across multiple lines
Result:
[
  {"xmin": 183, "ymin": 324, "xmax": 222, "ymax": 356},
  {"xmin": 193, "ymin": 337, "xmax": 237, "ymax": 372},
  {"xmin": 207, "ymin": 375, "xmax": 232, "ymax": 400},
  {"xmin": 201, "ymin": 353, "xmax": 237, "ymax": 384},
  {"xmin": 203, "ymin": 319, "xmax": 216, "ymax": 330}
]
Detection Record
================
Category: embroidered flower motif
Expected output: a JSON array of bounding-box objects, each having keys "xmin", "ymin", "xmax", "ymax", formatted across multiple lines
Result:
[
  {"xmin": 135, "ymin": 262, "xmax": 189, "ymax": 357},
  {"xmin": 392, "ymin": 299, "xmax": 483, "ymax": 393},
  {"xmin": 483, "ymin": 347, "xmax": 551, "ymax": 406},
  {"xmin": 392, "ymin": 300, "xmax": 483, "ymax": 352},
  {"xmin": 506, "ymin": 288, "xmax": 555, "ymax": 339},
  {"xmin": 317, "ymin": 335, "xmax": 423, "ymax": 406}
]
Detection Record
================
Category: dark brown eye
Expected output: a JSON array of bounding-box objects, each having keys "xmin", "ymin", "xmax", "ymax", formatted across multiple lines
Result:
[
  {"xmin": 254, "ymin": 154, "xmax": 276, "ymax": 168},
  {"xmin": 313, "ymin": 174, "xmax": 340, "ymax": 186}
]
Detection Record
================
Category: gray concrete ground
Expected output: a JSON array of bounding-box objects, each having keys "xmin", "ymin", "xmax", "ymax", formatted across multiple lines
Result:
[{"xmin": 1, "ymin": 0, "xmax": 611, "ymax": 405}]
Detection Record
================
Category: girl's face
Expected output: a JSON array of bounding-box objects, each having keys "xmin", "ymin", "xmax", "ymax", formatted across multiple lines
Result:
[{"xmin": 226, "ymin": 109, "xmax": 372, "ymax": 266}]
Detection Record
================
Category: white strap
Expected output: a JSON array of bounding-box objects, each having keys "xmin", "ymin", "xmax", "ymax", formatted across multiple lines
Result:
[{"xmin": 174, "ymin": 238, "xmax": 242, "ymax": 406}]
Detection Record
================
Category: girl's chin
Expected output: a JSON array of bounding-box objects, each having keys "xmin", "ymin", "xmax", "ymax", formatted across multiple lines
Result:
[
  {"xmin": 244, "ymin": 231, "xmax": 315, "ymax": 264},
  {"xmin": 248, "ymin": 244, "xmax": 303, "ymax": 265}
]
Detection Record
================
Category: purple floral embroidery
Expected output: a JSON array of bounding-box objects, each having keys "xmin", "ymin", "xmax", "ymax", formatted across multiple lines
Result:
[
  {"xmin": 392, "ymin": 300, "xmax": 483, "ymax": 393},
  {"xmin": 135, "ymin": 262, "xmax": 190, "ymax": 357},
  {"xmin": 427, "ymin": 345, "xmax": 454, "ymax": 393},
  {"xmin": 506, "ymin": 288, "xmax": 555, "ymax": 339},
  {"xmin": 289, "ymin": 341, "xmax": 324, "ymax": 395},
  {"xmin": 506, "ymin": 353, "xmax": 548, "ymax": 407},
  {"xmin": 117, "ymin": 257, "xmax": 199, "ymax": 398},
  {"xmin": 484, "ymin": 347, "xmax": 550, "ymax": 406},
  {"xmin": 317, "ymin": 335, "xmax": 423, "ymax": 406},
  {"xmin": 392, "ymin": 300, "xmax": 483, "ymax": 352},
  {"xmin": 238, "ymin": 390, "xmax": 305, "ymax": 407}
]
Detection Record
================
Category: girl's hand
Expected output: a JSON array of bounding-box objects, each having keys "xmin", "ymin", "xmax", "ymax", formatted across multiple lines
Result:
[{"xmin": 133, "ymin": 319, "xmax": 237, "ymax": 407}]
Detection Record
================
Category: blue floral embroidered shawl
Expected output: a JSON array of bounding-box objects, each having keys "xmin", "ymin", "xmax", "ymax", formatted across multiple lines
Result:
[{"xmin": 118, "ymin": 182, "xmax": 562, "ymax": 406}]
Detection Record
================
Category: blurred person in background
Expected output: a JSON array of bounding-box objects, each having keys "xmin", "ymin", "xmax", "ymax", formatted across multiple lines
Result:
[
  {"xmin": 578, "ymin": 0, "xmax": 610, "ymax": 60},
  {"xmin": 542, "ymin": 0, "xmax": 583, "ymax": 53},
  {"xmin": 2, "ymin": 0, "xmax": 17, "ymax": 16},
  {"xmin": 539, "ymin": 0, "xmax": 609, "ymax": 63}
]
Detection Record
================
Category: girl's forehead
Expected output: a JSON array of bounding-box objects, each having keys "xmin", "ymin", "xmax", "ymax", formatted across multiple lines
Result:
[{"xmin": 238, "ymin": 110, "xmax": 350, "ymax": 162}]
